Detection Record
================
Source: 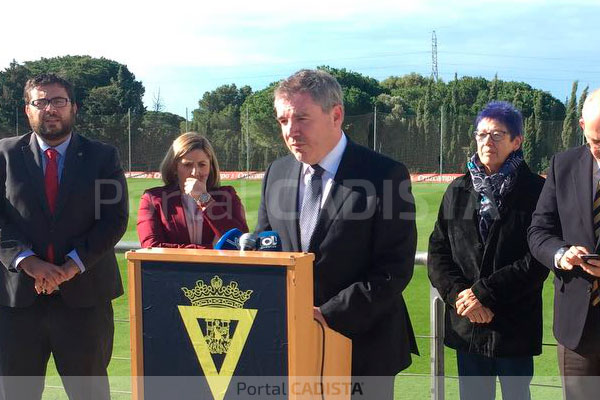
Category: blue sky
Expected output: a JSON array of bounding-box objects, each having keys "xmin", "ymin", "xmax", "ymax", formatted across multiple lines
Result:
[{"xmin": 3, "ymin": 0, "xmax": 599, "ymax": 117}]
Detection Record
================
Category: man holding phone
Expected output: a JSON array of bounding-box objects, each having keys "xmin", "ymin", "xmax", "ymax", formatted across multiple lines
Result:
[
  {"xmin": 580, "ymin": 254, "xmax": 600, "ymax": 263},
  {"xmin": 529, "ymin": 88, "xmax": 600, "ymax": 399}
]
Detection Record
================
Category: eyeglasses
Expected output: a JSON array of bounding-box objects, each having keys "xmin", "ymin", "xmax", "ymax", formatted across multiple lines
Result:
[
  {"xmin": 474, "ymin": 130, "xmax": 508, "ymax": 142},
  {"xmin": 29, "ymin": 97, "xmax": 71, "ymax": 109}
]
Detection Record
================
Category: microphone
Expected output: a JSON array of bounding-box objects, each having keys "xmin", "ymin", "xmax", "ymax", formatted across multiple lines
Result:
[
  {"xmin": 257, "ymin": 231, "xmax": 282, "ymax": 251},
  {"xmin": 214, "ymin": 228, "xmax": 243, "ymax": 250},
  {"xmin": 239, "ymin": 233, "xmax": 258, "ymax": 251}
]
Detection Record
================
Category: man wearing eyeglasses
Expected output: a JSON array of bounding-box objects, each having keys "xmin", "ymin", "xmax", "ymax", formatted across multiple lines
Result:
[
  {"xmin": 0, "ymin": 74, "xmax": 128, "ymax": 399},
  {"xmin": 529, "ymin": 88, "xmax": 600, "ymax": 399}
]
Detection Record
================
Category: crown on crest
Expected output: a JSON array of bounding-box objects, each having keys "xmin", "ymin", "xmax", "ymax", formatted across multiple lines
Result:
[{"xmin": 182, "ymin": 275, "xmax": 253, "ymax": 309}]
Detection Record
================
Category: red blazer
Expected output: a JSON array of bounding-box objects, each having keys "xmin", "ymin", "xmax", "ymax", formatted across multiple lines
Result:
[{"xmin": 137, "ymin": 184, "xmax": 248, "ymax": 248}]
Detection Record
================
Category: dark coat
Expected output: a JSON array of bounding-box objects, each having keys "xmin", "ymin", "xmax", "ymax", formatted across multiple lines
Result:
[
  {"xmin": 528, "ymin": 146, "xmax": 600, "ymax": 350},
  {"xmin": 257, "ymin": 139, "xmax": 418, "ymax": 376},
  {"xmin": 428, "ymin": 163, "xmax": 548, "ymax": 357},
  {"xmin": 0, "ymin": 132, "xmax": 128, "ymax": 308}
]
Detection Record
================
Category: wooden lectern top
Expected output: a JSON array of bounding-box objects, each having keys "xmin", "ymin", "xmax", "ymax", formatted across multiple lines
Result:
[{"xmin": 126, "ymin": 248, "xmax": 314, "ymax": 266}]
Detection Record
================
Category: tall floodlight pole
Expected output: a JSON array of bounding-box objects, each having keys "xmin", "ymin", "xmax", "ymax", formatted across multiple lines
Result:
[
  {"xmin": 15, "ymin": 107, "xmax": 18, "ymax": 136},
  {"xmin": 185, "ymin": 107, "xmax": 189, "ymax": 132},
  {"xmin": 432, "ymin": 31, "xmax": 439, "ymax": 82},
  {"xmin": 246, "ymin": 106, "xmax": 250, "ymax": 173},
  {"xmin": 373, "ymin": 105, "xmax": 378, "ymax": 151},
  {"xmin": 128, "ymin": 108, "xmax": 132, "ymax": 172},
  {"xmin": 439, "ymin": 110, "xmax": 443, "ymax": 176}
]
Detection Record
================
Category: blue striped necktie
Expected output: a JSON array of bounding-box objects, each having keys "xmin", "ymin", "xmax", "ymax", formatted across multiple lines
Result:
[{"xmin": 299, "ymin": 164, "xmax": 324, "ymax": 252}]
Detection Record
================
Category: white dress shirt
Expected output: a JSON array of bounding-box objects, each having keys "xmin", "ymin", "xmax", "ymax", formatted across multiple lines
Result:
[{"xmin": 298, "ymin": 133, "xmax": 347, "ymax": 212}]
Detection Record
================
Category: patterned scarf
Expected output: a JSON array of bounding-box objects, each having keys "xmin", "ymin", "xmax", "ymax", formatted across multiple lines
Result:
[{"xmin": 467, "ymin": 149, "xmax": 524, "ymax": 242}]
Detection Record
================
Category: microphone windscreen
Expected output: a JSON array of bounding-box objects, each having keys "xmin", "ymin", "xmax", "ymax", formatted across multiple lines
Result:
[
  {"xmin": 239, "ymin": 233, "xmax": 258, "ymax": 251},
  {"xmin": 257, "ymin": 231, "xmax": 282, "ymax": 251},
  {"xmin": 214, "ymin": 228, "xmax": 243, "ymax": 250}
]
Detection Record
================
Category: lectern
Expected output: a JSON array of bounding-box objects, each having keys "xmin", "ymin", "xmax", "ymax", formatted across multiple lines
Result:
[{"xmin": 126, "ymin": 248, "xmax": 351, "ymax": 400}]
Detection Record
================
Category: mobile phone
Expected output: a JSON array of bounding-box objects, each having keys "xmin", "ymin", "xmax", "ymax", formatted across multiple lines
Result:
[{"xmin": 581, "ymin": 254, "xmax": 600, "ymax": 262}]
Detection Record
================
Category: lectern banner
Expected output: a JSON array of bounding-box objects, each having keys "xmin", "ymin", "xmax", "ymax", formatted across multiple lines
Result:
[{"xmin": 140, "ymin": 261, "xmax": 288, "ymax": 399}]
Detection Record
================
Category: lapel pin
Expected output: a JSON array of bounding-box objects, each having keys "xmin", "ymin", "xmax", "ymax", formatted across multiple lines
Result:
[{"xmin": 78, "ymin": 152, "xmax": 83, "ymax": 157}]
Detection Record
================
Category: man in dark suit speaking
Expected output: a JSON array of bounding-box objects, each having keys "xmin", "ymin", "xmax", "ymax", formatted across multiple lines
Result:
[
  {"xmin": 0, "ymin": 74, "xmax": 128, "ymax": 399},
  {"xmin": 528, "ymin": 88, "xmax": 600, "ymax": 399},
  {"xmin": 256, "ymin": 69, "xmax": 418, "ymax": 399}
]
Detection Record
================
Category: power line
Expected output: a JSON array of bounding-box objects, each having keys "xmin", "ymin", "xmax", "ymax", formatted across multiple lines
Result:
[{"xmin": 438, "ymin": 50, "xmax": 590, "ymax": 62}]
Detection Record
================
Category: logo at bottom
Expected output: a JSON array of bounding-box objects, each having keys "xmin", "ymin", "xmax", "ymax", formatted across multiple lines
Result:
[{"xmin": 179, "ymin": 275, "xmax": 257, "ymax": 400}]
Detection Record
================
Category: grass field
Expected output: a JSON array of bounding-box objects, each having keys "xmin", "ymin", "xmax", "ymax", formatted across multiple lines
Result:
[{"xmin": 42, "ymin": 179, "xmax": 563, "ymax": 399}]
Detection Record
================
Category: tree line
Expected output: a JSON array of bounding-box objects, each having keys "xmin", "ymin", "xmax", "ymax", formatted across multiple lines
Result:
[{"xmin": 0, "ymin": 56, "xmax": 588, "ymax": 173}]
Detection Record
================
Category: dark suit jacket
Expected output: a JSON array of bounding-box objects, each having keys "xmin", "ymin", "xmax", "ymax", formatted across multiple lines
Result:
[
  {"xmin": 257, "ymin": 139, "xmax": 418, "ymax": 376},
  {"xmin": 528, "ymin": 145, "xmax": 599, "ymax": 350},
  {"xmin": 0, "ymin": 132, "xmax": 128, "ymax": 308},
  {"xmin": 137, "ymin": 184, "xmax": 248, "ymax": 248},
  {"xmin": 428, "ymin": 164, "xmax": 548, "ymax": 357}
]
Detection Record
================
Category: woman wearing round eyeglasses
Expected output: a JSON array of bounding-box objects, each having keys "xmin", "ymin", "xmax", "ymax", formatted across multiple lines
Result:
[{"xmin": 428, "ymin": 101, "xmax": 549, "ymax": 400}]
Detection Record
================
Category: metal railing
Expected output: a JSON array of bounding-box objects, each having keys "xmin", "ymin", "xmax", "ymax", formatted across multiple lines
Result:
[
  {"xmin": 413, "ymin": 252, "xmax": 562, "ymax": 400},
  {"xmin": 114, "ymin": 245, "xmax": 561, "ymax": 400}
]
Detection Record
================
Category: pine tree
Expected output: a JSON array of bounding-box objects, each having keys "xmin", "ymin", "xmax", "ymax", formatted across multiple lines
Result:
[
  {"xmin": 578, "ymin": 86, "xmax": 589, "ymax": 119},
  {"xmin": 512, "ymin": 88, "xmax": 524, "ymax": 113},
  {"xmin": 561, "ymin": 81, "xmax": 578, "ymax": 150},
  {"xmin": 449, "ymin": 77, "xmax": 461, "ymax": 171},
  {"xmin": 523, "ymin": 116, "xmax": 536, "ymax": 170},
  {"xmin": 421, "ymin": 82, "xmax": 435, "ymax": 149},
  {"xmin": 577, "ymin": 86, "xmax": 589, "ymax": 146},
  {"xmin": 489, "ymin": 73, "xmax": 499, "ymax": 102},
  {"xmin": 449, "ymin": 132, "xmax": 459, "ymax": 171},
  {"xmin": 533, "ymin": 92, "xmax": 544, "ymax": 162},
  {"xmin": 440, "ymin": 102, "xmax": 451, "ymax": 173}
]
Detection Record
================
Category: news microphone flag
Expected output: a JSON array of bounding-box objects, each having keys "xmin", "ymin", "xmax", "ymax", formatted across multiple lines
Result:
[
  {"xmin": 257, "ymin": 231, "xmax": 282, "ymax": 251},
  {"xmin": 214, "ymin": 228, "xmax": 243, "ymax": 250}
]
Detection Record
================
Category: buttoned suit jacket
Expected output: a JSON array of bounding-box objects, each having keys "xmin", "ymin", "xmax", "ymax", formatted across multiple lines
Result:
[
  {"xmin": 528, "ymin": 145, "xmax": 599, "ymax": 349},
  {"xmin": 0, "ymin": 132, "xmax": 128, "ymax": 308},
  {"xmin": 256, "ymin": 139, "xmax": 418, "ymax": 376}
]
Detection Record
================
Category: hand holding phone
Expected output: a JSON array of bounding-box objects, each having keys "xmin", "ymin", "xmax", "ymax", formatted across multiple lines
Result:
[{"xmin": 580, "ymin": 254, "xmax": 600, "ymax": 262}]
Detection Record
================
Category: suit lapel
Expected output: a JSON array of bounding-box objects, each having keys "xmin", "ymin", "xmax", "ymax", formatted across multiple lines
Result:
[
  {"xmin": 54, "ymin": 133, "xmax": 84, "ymax": 219},
  {"xmin": 285, "ymin": 161, "xmax": 302, "ymax": 251},
  {"xmin": 165, "ymin": 186, "xmax": 191, "ymax": 243},
  {"xmin": 574, "ymin": 147, "xmax": 595, "ymax": 247},
  {"xmin": 308, "ymin": 141, "xmax": 354, "ymax": 252},
  {"xmin": 21, "ymin": 133, "xmax": 52, "ymax": 219}
]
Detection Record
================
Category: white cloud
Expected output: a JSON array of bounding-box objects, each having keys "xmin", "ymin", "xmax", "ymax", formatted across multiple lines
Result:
[
  {"xmin": 1, "ymin": 0, "xmax": 435, "ymax": 70},
  {"xmin": 3, "ymin": 0, "xmax": 599, "ymax": 115}
]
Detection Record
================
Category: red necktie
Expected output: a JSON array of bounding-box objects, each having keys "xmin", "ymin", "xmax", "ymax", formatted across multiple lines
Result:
[{"xmin": 44, "ymin": 148, "xmax": 58, "ymax": 262}]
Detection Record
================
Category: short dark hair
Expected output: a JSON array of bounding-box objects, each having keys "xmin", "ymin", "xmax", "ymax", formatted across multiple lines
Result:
[
  {"xmin": 475, "ymin": 101, "xmax": 523, "ymax": 139},
  {"xmin": 274, "ymin": 69, "xmax": 344, "ymax": 112},
  {"xmin": 23, "ymin": 73, "xmax": 76, "ymax": 105}
]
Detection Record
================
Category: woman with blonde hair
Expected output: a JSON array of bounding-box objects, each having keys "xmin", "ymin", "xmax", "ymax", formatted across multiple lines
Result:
[{"xmin": 137, "ymin": 132, "xmax": 248, "ymax": 248}]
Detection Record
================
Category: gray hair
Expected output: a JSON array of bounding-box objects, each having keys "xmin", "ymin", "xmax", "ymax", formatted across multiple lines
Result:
[
  {"xmin": 582, "ymin": 88, "xmax": 600, "ymax": 122},
  {"xmin": 274, "ymin": 69, "xmax": 344, "ymax": 112}
]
